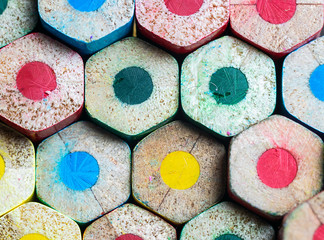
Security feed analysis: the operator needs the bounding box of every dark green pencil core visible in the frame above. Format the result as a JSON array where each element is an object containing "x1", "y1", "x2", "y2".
[
  {"x1": 0, "y1": 0, "x2": 8, "y2": 15},
  {"x1": 114, "y1": 66, "x2": 153, "y2": 105},
  {"x1": 209, "y1": 67, "x2": 248, "y2": 105},
  {"x1": 215, "y1": 234, "x2": 243, "y2": 240}
]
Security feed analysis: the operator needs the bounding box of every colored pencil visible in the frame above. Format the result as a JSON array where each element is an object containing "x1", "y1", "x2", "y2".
[
  {"x1": 132, "y1": 120, "x2": 226, "y2": 224},
  {"x1": 36, "y1": 121, "x2": 131, "y2": 224}
]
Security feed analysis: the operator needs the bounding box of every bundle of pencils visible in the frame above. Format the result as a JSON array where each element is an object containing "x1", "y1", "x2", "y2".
[{"x1": 0, "y1": 0, "x2": 323, "y2": 239}]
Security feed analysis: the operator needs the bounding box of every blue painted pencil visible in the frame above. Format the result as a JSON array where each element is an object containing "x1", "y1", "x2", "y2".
[
  {"x1": 282, "y1": 36, "x2": 324, "y2": 137},
  {"x1": 36, "y1": 121, "x2": 131, "y2": 224},
  {"x1": 38, "y1": 0, "x2": 134, "y2": 54}
]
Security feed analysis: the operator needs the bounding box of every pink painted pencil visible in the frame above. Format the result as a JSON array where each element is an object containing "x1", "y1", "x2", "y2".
[
  {"x1": 0, "y1": 33, "x2": 84, "y2": 142},
  {"x1": 230, "y1": 0, "x2": 324, "y2": 58},
  {"x1": 83, "y1": 204, "x2": 176, "y2": 240},
  {"x1": 280, "y1": 191, "x2": 324, "y2": 240},
  {"x1": 228, "y1": 115, "x2": 323, "y2": 220},
  {"x1": 136, "y1": 0, "x2": 229, "y2": 54}
]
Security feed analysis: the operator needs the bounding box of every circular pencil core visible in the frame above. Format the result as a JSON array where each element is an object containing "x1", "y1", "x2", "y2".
[
  {"x1": 215, "y1": 234, "x2": 243, "y2": 240},
  {"x1": 256, "y1": 0, "x2": 296, "y2": 24},
  {"x1": 68, "y1": 0, "x2": 106, "y2": 12},
  {"x1": 20, "y1": 233, "x2": 49, "y2": 240},
  {"x1": 309, "y1": 64, "x2": 324, "y2": 101},
  {"x1": 16, "y1": 61, "x2": 57, "y2": 101},
  {"x1": 257, "y1": 148, "x2": 297, "y2": 188},
  {"x1": 114, "y1": 66, "x2": 153, "y2": 105},
  {"x1": 115, "y1": 234, "x2": 144, "y2": 240},
  {"x1": 209, "y1": 67, "x2": 248, "y2": 105},
  {"x1": 313, "y1": 224, "x2": 324, "y2": 240},
  {"x1": 164, "y1": 0, "x2": 204, "y2": 16},
  {"x1": 0, "y1": 155, "x2": 5, "y2": 180},
  {"x1": 59, "y1": 152, "x2": 100, "y2": 191},
  {"x1": 0, "y1": 0, "x2": 8, "y2": 15},
  {"x1": 160, "y1": 151, "x2": 200, "y2": 190}
]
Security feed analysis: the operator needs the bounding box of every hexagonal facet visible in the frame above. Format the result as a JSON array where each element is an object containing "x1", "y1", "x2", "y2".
[
  {"x1": 39, "y1": 0, "x2": 134, "y2": 54},
  {"x1": 230, "y1": 0, "x2": 324, "y2": 58},
  {"x1": 283, "y1": 36, "x2": 324, "y2": 135},
  {"x1": 132, "y1": 121, "x2": 226, "y2": 224},
  {"x1": 36, "y1": 121, "x2": 131, "y2": 224},
  {"x1": 85, "y1": 37, "x2": 179, "y2": 141},
  {"x1": 84, "y1": 204, "x2": 177, "y2": 240},
  {"x1": 229, "y1": 115, "x2": 323, "y2": 219},
  {"x1": 136, "y1": 0, "x2": 229, "y2": 53},
  {"x1": 0, "y1": 33, "x2": 84, "y2": 142},
  {"x1": 181, "y1": 36, "x2": 276, "y2": 138},
  {"x1": 0, "y1": 202, "x2": 81, "y2": 239},
  {"x1": 280, "y1": 191, "x2": 324, "y2": 240},
  {"x1": 0, "y1": 0, "x2": 38, "y2": 48},
  {"x1": 181, "y1": 202, "x2": 275, "y2": 240},
  {"x1": 0, "y1": 123, "x2": 34, "y2": 217}
]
